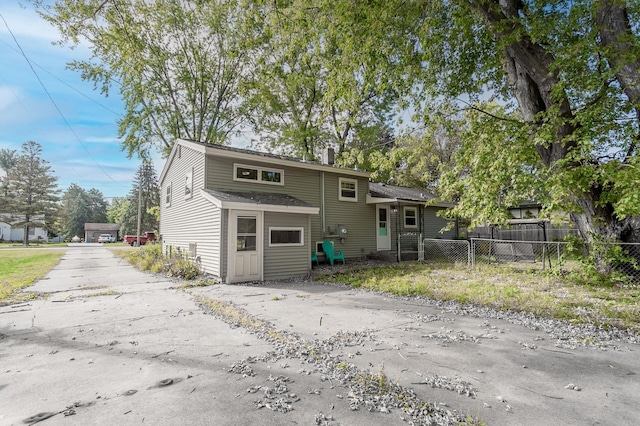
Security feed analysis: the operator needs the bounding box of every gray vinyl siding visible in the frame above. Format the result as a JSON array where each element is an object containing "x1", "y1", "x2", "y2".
[
  {"x1": 423, "y1": 207, "x2": 456, "y2": 239},
  {"x1": 321, "y1": 173, "x2": 376, "y2": 258},
  {"x1": 262, "y1": 212, "x2": 310, "y2": 280},
  {"x1": 205, "y1": 156, "x2": 375, "y2": 259},
  {"x1": 160, "y1": 144, "x2": 222, "y2": 277}
]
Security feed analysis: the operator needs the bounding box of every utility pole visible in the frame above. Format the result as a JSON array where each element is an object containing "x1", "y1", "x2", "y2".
[{"x1": 136, "y1": 174, "x2": 142, "y2": 247}]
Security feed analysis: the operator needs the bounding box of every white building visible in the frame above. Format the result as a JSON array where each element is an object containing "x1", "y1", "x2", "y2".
[{"x1": 0, "y1": 214, "x2": 49, "y2": 242}]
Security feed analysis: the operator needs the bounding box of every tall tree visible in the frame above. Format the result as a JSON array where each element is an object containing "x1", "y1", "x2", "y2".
[
  {"x1": 243, "y1": 1, "x2": 399, "y2": 159},
  {"x1": 59, "y1": 184, "x2": 109, "y2": 240},
  {"x1": 38, "y1": 0, "x2": 253, "y2": 156},
  {"x1": 120, "y1": 161, "x2": 159, "y2": 236},
  {"x1": 262, "y1": 0, "x2": 640, "y2": 273},
  {"x1": 106, "y1": 197, "x2": 129, "y2": 228},
  {"x1": 2, "y1": 141, "x2": 59, "y2": 246},
  {"x1": 0, "y1": 148, "x2": 18, "y2": 212}
]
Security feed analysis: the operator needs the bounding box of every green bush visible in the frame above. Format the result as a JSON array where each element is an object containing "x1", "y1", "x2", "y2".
[{"x1": 127, "y1": 244, "x2": 201, "y2": 280}]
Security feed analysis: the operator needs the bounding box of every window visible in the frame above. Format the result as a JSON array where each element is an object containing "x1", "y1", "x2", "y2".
[
  {"x1": 166, "y1": 182, "x2": 172, "y2": 206},
  {"x1": 185, "y1": 169, "x2": 193, "y2": 199},
  {"x1": 404, "y1": 206, "x2": 418, "y2": 228},
  {"x1": 338, "y1": 177, "x2": 358, "y2": 202},
  {"x1": 234, "y1": 164, "x2": 284, "y2": 185},
  {"x1": 269, "y1": 227, "x2": 304, "y2": 247},
  {"x1": 236, "y1": 216, "x2": 257, "y2": 251}
]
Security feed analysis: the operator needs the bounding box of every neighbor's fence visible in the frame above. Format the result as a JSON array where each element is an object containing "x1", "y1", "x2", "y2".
[
  {"x1": 470, "y1": 238, "x2": 568, "y2": 271},
  {"x1": 402, "y1": 236, "x2": 640, "y2": 283}
]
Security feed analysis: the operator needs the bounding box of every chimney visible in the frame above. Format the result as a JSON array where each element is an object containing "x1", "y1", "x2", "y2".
[{"x1": 322, "y1": 147, "x2": 335, "y2": 165}]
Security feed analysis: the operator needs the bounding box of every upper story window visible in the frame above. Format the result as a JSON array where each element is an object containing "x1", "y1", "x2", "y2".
[
  {"x1": 338, "y1": 177, "x2": 358, "y2": 202},
  {"x1": 234, "y1": 163, "x2": 284, "y2": 186},
  {"x1": 165, "y1": 182, "x2": 172, "y2": 206},
  {"x1": 404, "y1": 206, "x2": 418, "y2": 228},
  {"x1": 185, "y1": 169, "x2": 193, "y2": 199}
]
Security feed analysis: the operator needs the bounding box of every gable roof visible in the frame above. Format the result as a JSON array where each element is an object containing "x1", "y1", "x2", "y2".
[
  {"x1": 367, "y1": 182, "x2": 454, "y2": 208},
  {"x1": 159, "y1": 138, "x2": 369, "y2": 185},
  {"x1": 200, "y1": 188, "x2": 319, "y2": 215}
]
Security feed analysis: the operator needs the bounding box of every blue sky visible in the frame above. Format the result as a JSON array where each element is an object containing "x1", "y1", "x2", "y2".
[{"x1": 0, "y1": 1, "x2": 160, "y2": 200}]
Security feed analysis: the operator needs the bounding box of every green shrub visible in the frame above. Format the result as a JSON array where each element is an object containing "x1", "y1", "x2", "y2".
[{"x1": 127, "y1": 244, "x2": 201, "y2": 280}]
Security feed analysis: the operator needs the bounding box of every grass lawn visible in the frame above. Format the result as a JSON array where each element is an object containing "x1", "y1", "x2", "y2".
[
  {"x1": 0, "y1": 249, "x2": 65, "y2": 304},
  {"x1": 315, "y1": 262, "x2": 640, "y2": 333}
]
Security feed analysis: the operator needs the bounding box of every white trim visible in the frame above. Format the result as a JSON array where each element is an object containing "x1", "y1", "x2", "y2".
[
  {"x1": 376, "y1": 205, "x2": 391, "y2": 250},
  {"x1": 268, "y1": 227, "x2": 304, "y2": 247},
  {"x1": 404, "y1": 206, "x2": 418, "y2": 229},
  {"x1": 184, "y1": 168, "x2": 193, "y2": 199},
  {"x1": 233, "y1": 163, "x2": 284, "y2": 186},
  {"x1": 188, "y1": 138, "x2": 369, "y2": 177},
  {"x1": 227, "y1": 210, "x2": 263, "y2": 283},
  {"x1": 338, "y1": 177, "x2": 358, "y2": 202},
  {"x1": 165, "y1": 182, "x2": 172, "y2": 207},
  {"x1": 199, "y1": 189, "x2": 319, "y2": 214}
]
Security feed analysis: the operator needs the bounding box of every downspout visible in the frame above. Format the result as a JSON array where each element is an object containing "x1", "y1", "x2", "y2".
[{"x1": 321, "y1": 172, "x2": 326, "y2": 237}]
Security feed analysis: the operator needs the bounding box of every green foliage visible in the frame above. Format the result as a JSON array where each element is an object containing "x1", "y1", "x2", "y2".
[
  {"x1": 120, "y1": 161, "x2": 160, "y2": 236},
  {"x1": 125, "y1": 243, "x2": 201, "y2": 280},
  {"x1": 0, "y1": 141, "x2": 60, "y2": 245},
  {"x1": 38, "y1": 0, "x2": 252, "y2": 156},
  {"x1": 59, "y1": 183, "x2": 109, "y2": 240}
]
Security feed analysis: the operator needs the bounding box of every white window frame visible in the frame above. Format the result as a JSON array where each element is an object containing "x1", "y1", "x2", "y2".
[
  {"x1": 185, "y1": 168, "x2": 193, "y2": 199},
  {"x1": 165, "y1": 182, "x2": 172, "y2": 206},
  {"x1": 268, "y1": 227, "x2": 304, "y2": 247},
  {"x1": 338, "y1": 177, "x2": 358, "y2": 202},
  {"x1": 404, "y1": 206, "x2": 418, "y2": 228},
  {"x1": 233, "y1": 163, "x2": 284, "y2": 186}
]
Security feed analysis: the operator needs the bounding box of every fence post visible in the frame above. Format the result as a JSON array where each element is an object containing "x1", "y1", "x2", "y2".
[{"x1": 418, "y1": 233, "x2": 424, "y2": 261}]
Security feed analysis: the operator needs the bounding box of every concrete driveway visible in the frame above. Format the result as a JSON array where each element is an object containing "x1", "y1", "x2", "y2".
[{"x1": 1, "y1": 246, "x2": 639, "y2": 425}]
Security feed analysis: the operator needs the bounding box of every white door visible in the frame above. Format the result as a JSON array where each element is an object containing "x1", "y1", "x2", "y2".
[
  {"x1": 376, "y1": 205, "x2": 391, "y2": 250},
  {"x1": 228, "y1": 210, "x2": 262, "y2": 283}
]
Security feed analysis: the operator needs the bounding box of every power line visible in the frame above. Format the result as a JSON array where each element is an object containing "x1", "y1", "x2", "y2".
[
  {"x1": 0, "y1": 38, "x2": 123, "y2": 118},
  {"x1": 0, "y1": 13, "x2": 126, "y2": 187}
]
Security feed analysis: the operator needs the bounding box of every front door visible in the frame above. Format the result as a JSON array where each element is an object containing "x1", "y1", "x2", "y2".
[
  {"x1": 228, "y1": 210, "x2": 262, "y2": 283},
  {"x1": 376, "y1": 205, "x2": 391, "y2": 251}
]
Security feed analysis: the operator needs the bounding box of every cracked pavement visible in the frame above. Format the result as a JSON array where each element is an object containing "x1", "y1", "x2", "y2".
[{"x1": 1, "y1": 245, "x2": 639, "y2": 425}]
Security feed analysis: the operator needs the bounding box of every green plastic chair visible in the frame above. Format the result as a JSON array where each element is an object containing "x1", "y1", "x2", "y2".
[
  {"x1": 311, "y1": 250, "x2": 319, "y2": 266},
  {"x1": 321, "y1": 240, "x2": 345, "y2": 265}
]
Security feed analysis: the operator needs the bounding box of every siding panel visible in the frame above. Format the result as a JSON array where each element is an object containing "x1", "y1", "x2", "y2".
[
  {"x1": 160, "y1": 144, "x2": 222, "y2": 277},
  {"x1": 262, "y1": 212, "x2": 310, "y2": 280}
]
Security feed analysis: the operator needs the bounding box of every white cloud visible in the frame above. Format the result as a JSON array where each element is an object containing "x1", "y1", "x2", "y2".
[
  {"x1": 0, "y1": 85, "x2": 21, "y2": 111},
  {"x1": 0, "y1": 4, "x2": 61, "y2": 42}
]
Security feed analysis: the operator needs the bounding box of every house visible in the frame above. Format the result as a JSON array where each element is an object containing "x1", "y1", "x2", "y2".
[
  {"x1": 159, "y1": 139, "x2": 455, "y2": 283},
  {"x1": 0, "y1": 214, "x2": 49, "y2": 242},
  {"x1": 84, "y1": 223, "x2": 121, "y2": 243},
  {"x1": 367, "y1": 182, "x2": 458, "y2": 260}
]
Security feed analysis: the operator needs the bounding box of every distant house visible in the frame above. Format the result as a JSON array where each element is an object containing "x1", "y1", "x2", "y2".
[
  {"x1": 159, "y1": 139, "x2": 456, "y2": 283},
  {"x1": 84, "y1": 223, "x2": 121, "y2": 243},
  {"x1": 0, "y1": 214, "x2": 48, "y2": 242}
]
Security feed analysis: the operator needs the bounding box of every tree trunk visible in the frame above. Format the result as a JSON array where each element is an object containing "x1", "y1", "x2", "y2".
[{"x1": 472, "y1": 0, "x2": 639, "y2": 273}]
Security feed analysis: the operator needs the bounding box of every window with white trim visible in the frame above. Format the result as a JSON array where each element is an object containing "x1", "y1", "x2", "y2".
[
  {"x1": 185, "y1": 168, "x2": 193, "y2": 199},
  {"x1": 269, "y1": 227, "x2": 304, "y2": 246},
  {"x1": 404, "y1": 206, "x2": 418, "y2": 228},
  {"x1": 165, "y1": 182, "x2": 172, "y2": 206},
  {"x1": 338, "y1": 177, "x2": 358, "y2": 202},
  {"x1": 234, "y1": 163, "x2": 284, "y2": 185}
]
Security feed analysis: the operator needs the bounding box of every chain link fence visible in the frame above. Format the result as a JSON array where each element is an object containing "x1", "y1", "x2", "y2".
[
  {"x1": 470, "y1": 238, "x2": 568, "y2": 270},
  {"x1": 400, "y1": 236, "x2": 640, "y2": 284},
  {"x1": 423, "y1": 238, "x2": 470, "y2": 266},
  {"x1": 398, "y1": 233, "x2": 422, "y2": 261}
]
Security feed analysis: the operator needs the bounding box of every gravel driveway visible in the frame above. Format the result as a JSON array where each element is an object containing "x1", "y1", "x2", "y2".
[{"x1": 1, "y1": 246, "x2": 639, "y2": 425}]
